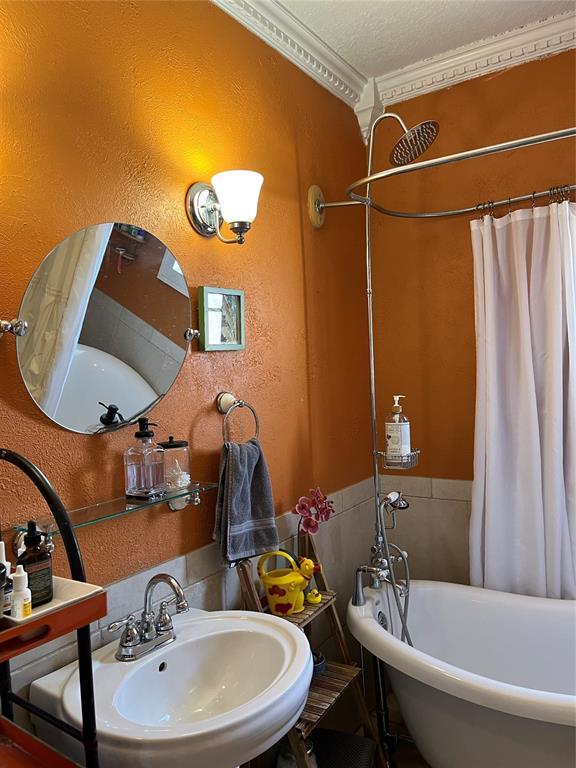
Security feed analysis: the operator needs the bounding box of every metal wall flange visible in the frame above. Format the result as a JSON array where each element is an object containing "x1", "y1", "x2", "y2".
[
  {"x1": 216, "y1": 391, "x2": 237, "y2": 414},
  {"x1": 185, "y1": 182, "x2": 222, "y2": 238},
  {"x1": 1, "y1": 318, "x2": 28, "y2": 338},
  {"x1": 307, "y1": 185, "x2": 326, "y2": 229}
]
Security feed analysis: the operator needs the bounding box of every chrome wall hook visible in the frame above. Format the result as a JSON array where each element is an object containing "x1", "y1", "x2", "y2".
[{"x1": 0, "y1": 318, "x2": 28, "y2": 339}]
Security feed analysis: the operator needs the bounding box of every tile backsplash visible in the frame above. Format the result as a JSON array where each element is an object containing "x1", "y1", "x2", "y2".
[{"x1": 10, "y1": 474, "x2": 471, "y2": 706}]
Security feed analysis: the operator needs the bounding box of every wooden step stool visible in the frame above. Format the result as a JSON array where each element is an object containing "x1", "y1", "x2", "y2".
[{"x1": 236, "y1": 535, "x2": 385, "y2": 768}]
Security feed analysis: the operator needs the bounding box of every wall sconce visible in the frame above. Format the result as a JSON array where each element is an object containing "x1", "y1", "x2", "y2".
[{"x1": 185, "y1": 170, "x2": 263, "y2": 245}]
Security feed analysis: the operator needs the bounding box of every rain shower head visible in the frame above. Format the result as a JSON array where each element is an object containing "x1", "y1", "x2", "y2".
[{"x1": 389, "y1": 120, "x2": 439, "y2": 167}]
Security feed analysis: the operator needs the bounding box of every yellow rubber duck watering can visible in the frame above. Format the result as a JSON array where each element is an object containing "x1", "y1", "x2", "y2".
[{"x1": 257, "y1": 551, "x2": 318, "y2": 616}]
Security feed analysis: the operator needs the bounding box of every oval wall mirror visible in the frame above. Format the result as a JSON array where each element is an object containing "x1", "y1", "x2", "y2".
[{"x1": 17, "y1": 223, "x2": 191, "y2": 434}]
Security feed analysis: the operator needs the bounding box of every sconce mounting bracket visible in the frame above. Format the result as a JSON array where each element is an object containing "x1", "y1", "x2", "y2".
[{"x1": 185, "y1": 182, "x2": 222, "y2": 238}]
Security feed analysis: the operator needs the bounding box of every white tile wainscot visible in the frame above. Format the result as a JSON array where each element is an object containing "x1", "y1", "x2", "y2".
[{"x1": 11, "y1": 475, "x2": 471, "y2": 709}]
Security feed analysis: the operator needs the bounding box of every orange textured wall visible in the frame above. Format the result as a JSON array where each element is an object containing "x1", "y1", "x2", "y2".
[
  {"x1": 0, "y1": 1, "x2": 370, "y2": 584},
  {"x1": 372, "y1": 51, "x2": 576, "y2": 480}
]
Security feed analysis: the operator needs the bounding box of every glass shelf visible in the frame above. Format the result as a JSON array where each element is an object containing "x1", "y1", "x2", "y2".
[{"x1": 13, "y1": 482, "x2": 218, "y2": 535}]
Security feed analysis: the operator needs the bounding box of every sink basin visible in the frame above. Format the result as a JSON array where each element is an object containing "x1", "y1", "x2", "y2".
[{"x1": 30, "y1": 610, "x2": 313, "y2": 768}]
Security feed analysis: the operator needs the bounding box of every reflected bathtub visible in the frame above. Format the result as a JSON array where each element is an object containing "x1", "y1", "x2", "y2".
[
  {"x1": 348, "y1": 581, "x2": 576, "y2": 768},
  {"x1": 53, "y1": 344, "x2": 158, "y2": 432}
]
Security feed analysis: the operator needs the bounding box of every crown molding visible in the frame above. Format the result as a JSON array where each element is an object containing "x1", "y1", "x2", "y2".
[
  {"x1": 210, "y1": 0, "x2": 366, "y2": 107},
  {"x1": 375, "y1": 12, "x2": 576, "y2": 108},
  {"x1": 210, "y1": 2, "x2": 574, "y2": 142}
]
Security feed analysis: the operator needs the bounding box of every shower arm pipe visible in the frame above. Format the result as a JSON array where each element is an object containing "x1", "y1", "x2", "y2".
[
  {"x1": 364, "y1": 113, "x2": 408, "y2": 542},
  {"x1": 363, "y1": 116, "x2": 416, "y2": 645},
  {"x1": 347, "y1": 126, "x2": 576, "y2": 214},
  {"x1": 315, "y1": 112, "x2": 411, "y2": 218}
]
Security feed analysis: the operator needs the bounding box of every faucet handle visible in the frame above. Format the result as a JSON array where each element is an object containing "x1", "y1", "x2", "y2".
[
  {"x1": 155, "y1": 601, "x2": 174, "y2": 633},
  {"x1": 107, "y1": 615, "x2": 141, "y2": 647}
]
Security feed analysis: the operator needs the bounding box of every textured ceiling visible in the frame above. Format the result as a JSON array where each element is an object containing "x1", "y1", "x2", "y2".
[{"x1": 278, "y1": 0, "x2": 575, "y2": 77}]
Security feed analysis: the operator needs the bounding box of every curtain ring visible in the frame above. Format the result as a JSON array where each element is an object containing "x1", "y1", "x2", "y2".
[
  {"x1": 488, "y1": 201, "x2": 495, "y2": 218},
  {"x1": 507, "y1": 198, "x2": 512, "y2": 217},
  {"x1": 476, "y1": 201, "x2": 488, "y2": 219},
  {"x1": 531, "y1": 191, "x2": 537, "y2": 208}
]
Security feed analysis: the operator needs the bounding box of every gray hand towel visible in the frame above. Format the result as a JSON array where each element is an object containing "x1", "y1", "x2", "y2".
[{"x1": 213, "y1": 438, "x2": 279, "y2": 564}]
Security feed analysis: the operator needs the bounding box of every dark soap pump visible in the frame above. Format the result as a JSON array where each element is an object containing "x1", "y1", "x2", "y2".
[{"x1": 17, "y1": 520, "x2": 53, "y2": 608}]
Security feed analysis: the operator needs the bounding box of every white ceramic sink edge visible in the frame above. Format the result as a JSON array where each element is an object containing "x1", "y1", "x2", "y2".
[{"x1": 30, "y1": 609, "x2": 313, "y2": 768}]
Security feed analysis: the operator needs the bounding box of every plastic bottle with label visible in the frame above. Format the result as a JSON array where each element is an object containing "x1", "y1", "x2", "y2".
[
  {"x1": 0, "y1": 540, "x2": 12, "y2": 615},
  {"x1": 385, "y1": 394, "x2": 411, "y2": 458},
  {"x1": 11, "y1": 565, "x2": 32, "y2": 619},
  {"x1": 17, "y1": 520, "x2": 53, "y2": 608}
]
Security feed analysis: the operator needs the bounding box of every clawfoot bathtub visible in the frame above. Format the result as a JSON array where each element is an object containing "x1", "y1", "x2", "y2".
[{"x1": 348, "y1": 581, "x2": 575, "y2": 768}]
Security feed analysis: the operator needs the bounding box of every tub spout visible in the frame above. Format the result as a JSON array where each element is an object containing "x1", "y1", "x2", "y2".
[{"x1": 352, "y1": 565, "x2": 389, "y2": 606}]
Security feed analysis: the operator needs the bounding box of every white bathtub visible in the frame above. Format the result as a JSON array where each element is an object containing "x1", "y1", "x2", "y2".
[
  {"x1": 348, "y1": 581, "x2": 576, "y2": 768},
  {"x1": 53, "y1": 344, "x2": 158, "y2": 432}
]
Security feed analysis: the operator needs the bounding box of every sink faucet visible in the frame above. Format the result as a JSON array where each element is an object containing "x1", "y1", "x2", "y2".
[{"x1": 108, "y1": 573, "x2": 189, "y2": 661}]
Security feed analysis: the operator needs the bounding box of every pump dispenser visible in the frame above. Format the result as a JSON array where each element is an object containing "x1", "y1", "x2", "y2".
[
  {"x1": 16, "y1": 521, "x2": 53, "y2": 608},
  {"x1": 124, "y1": 417, "x2": 166, "y2": 499},
  {"x1": 385, "y1": 394, "x2": 411, "y2": 458}
]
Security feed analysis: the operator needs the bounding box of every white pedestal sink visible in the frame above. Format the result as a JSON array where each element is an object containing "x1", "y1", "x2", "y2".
[{"x1": 30, "y1": 610, "x2": 313, "y2": 768}]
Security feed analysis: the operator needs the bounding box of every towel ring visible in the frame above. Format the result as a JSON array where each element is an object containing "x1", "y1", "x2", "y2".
[{"x1": 216, "y1": 391, "x2": 260, "y2": 442}]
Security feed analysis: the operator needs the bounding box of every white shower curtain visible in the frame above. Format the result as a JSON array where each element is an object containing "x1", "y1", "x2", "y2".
[
  {"x1": 18, "y1": 222, "x2": 113, "y2": 417},
  {"x1": 470, "y1": 201, "x2": 576, "y2": 599}
]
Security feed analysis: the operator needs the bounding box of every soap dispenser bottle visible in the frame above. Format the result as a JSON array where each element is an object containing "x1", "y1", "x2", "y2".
[
  {"x1": 0, "y1": 540, "x2": 12, "y2": 615},
  {"x1": 16, "y1": 520, "x2": 53, "y2": 608},
  {"x1": 385, "y1": 394, "x2": 411, "y2": 458},
  {"x1": 124, "y1": 418, "x2": 166, "y2": 499}
]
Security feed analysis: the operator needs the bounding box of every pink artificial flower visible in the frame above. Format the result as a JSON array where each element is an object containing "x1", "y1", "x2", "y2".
[
  {"x1": 293, "y1": 496, "x2": 312, "y2": 517},
  {"x1": 301, "y1": 515, "x2": 319, "y2": 534},
  {"x1": 316, "y1": 499, "x2": 333, "y2": 523},
  {"x1": 293, "y1": 487, "x2": 331, "y2": 534},
  {"x1": 310, "y1": 487, "x2": 327, "y2": 506}
]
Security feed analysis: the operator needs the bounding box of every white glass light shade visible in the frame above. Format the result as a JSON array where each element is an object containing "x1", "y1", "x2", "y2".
[{"x1": 211, "y1": 170, "x2": 263, "y2": 224}]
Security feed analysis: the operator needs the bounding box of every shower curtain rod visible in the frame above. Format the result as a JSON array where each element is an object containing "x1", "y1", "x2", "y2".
[{"x1": 320, "y1": 127, "x2": 576, "y2": 219}]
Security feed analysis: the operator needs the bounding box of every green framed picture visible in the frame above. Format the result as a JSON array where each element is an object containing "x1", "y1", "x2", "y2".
[{"x1": 198, "y1": 286, "x2": 245, "y2": 351}]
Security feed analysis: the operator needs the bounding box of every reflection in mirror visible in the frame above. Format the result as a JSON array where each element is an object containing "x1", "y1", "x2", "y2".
[
  {"x1": 17, "y1": 223, "x2": 190, "y2": 434},
  {"x1": 199, "y1": 287, "x2": 245, "y2": 351},
  {"x1": 207, "y1": 293, "x2": 241, "y2": 345}
]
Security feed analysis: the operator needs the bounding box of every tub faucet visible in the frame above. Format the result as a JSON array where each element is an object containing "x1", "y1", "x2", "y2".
[
  {"x1": 352, "y1": 565, "x2": 390, "y2": 607},
  {"x1": 108, "y1": 572, "x2": 189, "y2": 661}
]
